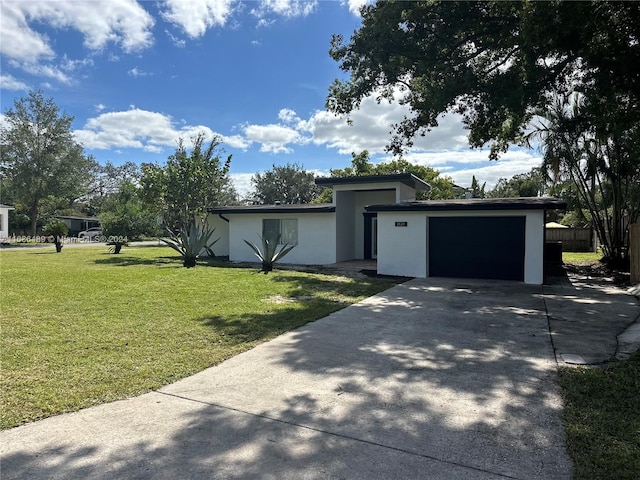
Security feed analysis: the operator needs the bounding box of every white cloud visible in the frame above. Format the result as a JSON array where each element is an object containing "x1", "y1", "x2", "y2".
[
  {"x1": 402, "y1": 149, "x2": 543, "y2": 189},
  {"x1": 161, "y1": 0, "x2": 235, "y2": 38},
  {"x1": 343, "y1": 0, "x2": 371, "y2": 15},
  {"x1": 229, "y1": 172, "x2": 254, "y2": 197},
  {"x1": 0, "y1": 2, "x2": 54, "y2": 63},
  {"x1": 251, "y1": 0, "x2": 317, "y2": 25},
  {"x1": 74, "y1": 108, "x2": 244, "y2": 153},
  {"x1": 165, "y1": 29, "x2": 187, "y2": 48},
  {"x1": 0, "y1": 0, "x2": 154, "y2": 63},
  {"x1": 243, "y1": 123, "x2": 304, "y2": 153},
  {"x1": 95, "y1": 104, "x2": 106, "y2": 112},
  {"x1": 0, "y1": 74, "x2": 29, "y2": 91},
  {"x1": 300, "y1": 92, "x2": 469, "y2": 155},
  {"x1": 9, "y1": 60, "x2": 73, "y2": 84},
  {"x1": 0, "y1": 0, "x2": 154, "y2": 85},
  {"x1": 128, "y1": 67, "x2": 151, "y2": 77}
]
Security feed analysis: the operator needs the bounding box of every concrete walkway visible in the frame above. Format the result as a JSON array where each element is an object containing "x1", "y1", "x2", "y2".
[{"x1": 2, "y1": 277, "x2": 586, "y2": 480}]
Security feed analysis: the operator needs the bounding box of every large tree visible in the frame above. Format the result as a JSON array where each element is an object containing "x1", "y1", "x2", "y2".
[
  {"x1": 0, "y1": 90, "x2": 97, "y2": 235},
  {"x1": 328, "y1": 1, "x2": 640, "y2": 264},
  {"x1": 250, "y1": 162, "x2": 321, "y2": 205},
  {"x1": 140, "y1": 132, "x2": 235, "y2": 230},
  {"x1": 488, "y1": 168, "x2": 547, "y2": 198},
  {"x1": 526, "y1": 95, "x2": 640, "y2": 265},
  {"x1": 328, "y1": 1, "x2": 640, "y2": 156}
]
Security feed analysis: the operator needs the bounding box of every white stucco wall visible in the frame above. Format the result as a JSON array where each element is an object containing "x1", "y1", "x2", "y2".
[
  {"x1": 0, "y1": 207, "x2": 12, "y2": 239},
  {"x1": 227, "y1": 213, "x2": 336, "y2": 265},
  {"x1": 398, "y1": 183, "x2": 417, "y2": 202},
  {"x1": 376, "y1": 209, "x2": 546, "y2": 284},
  {"x1": 205, "y1": 213, "x2": 230, "y2": 257}
]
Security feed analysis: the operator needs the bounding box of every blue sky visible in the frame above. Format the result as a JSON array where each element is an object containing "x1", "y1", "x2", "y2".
[{"x1": 0, "y1": 0, "x2": 543, "y2": 196}]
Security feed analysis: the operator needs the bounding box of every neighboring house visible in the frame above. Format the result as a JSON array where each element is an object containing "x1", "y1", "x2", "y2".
[
  {"x1": 55, "y1": 216, "x2": 100, "y2": 237},
  {"x1": 0, "y1": 204, "x2": 15, "y2": 238},
  {"x1": 207, "y1": 174, "x2": 566, "y2": 285}
]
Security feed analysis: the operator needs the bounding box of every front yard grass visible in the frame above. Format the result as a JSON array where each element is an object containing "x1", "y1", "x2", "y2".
[
  {"x1": 562, "y1": 251, "x2": 602, "y2": 265},
  {"x1": 0, "y1": 246, "x2": 399, "y2": 430},
  {"x1": 558, "y1": 353, "x2": 640, "y2": 480}
]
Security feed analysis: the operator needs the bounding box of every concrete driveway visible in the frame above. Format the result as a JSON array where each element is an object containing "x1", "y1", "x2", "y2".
[{"x1": 1, "y1": 278, "x2": 572, "y2": 479}]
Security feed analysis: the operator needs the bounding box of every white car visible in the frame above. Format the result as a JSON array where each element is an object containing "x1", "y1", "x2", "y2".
[{"x1": 78, "y1": 227, "x2": 103, "y2": 240}]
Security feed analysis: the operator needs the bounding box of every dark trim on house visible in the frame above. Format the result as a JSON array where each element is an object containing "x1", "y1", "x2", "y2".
[
  {"x1": 366, "y1": 197, "x2": 567, "y2": 212},
  {"x1": 315, "y1": 173, "x2": 431, "y2": 191},
  {"x1": 363, "y1": 212, "x2": 376, "y2": 260},
  {"x1": 218, "y1": 214, "x2": 230, "y2": 223},
  {"x1": 207, "y1": 204, "x2": 335, "y2": 214}
]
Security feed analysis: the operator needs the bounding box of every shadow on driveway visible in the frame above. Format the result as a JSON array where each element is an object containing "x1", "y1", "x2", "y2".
[{"x1": 1, "y1": 278, "x2": 574, "y2": 479}]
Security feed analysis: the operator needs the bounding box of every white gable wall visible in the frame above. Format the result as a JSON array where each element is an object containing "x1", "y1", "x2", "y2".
[
  {"x1": 376, "y1": 209, "x2": 546, "y2": 284},
  {"x1": 0, "y1": 206, "x2": 12, "y2": 238},
  {"x1": 226, "y1": 212, "x2": 336, "y2": 265},
  {"x1": 206, "y1": 213, "x2": 230, "y2": 257}
]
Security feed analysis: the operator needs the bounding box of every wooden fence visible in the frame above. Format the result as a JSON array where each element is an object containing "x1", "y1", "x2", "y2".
[
  {"x1": 631, "y1": 224, "x2": 639, "y2": 284},
  {"x1": 545, "y1": 227, "x2": 594, "y2": 252}
]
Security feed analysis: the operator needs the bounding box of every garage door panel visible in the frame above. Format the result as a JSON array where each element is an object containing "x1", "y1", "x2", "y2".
[{"x1": 429, "y1": 216, "x2": 525, "y2": 281}]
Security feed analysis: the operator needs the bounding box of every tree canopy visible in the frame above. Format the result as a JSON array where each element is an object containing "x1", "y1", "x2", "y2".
[
  {"x1": 140, "y1": 133, "x2": 235, "y2": 230},
  {"x1": 250, "y1": 162, "x2": 321, "y2": 204},
  {"x1": 487, "y1": 168, "x2": 546, "y2": 198},
  {"x1": 0, "y1": 90, "x2": 96, "y2": 235},
  {"x1": 328, "y1": 1, "x2": 640, "y2": 157},
  {"x1": 329, "y1": 1, "x2": 640, "y2": 265},
  {"x1": 315, "y1": 150, "x2": 459, "y2": 202}
]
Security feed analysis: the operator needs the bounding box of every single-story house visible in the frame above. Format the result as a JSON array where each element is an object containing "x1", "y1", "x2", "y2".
[
  {"x1": 55, "y1": 216, "x2": 100, "y2": 237},
  {"x1": 0, "y1": 204, "x2": 15, "y2": 238},
  {"x1": 207, "y1": 174, "x2": 566, "y2": 285}
]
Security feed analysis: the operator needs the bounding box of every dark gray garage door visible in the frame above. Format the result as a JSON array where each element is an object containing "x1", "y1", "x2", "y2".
[{"x1": 429, "y1": 216, "x2": 525, "y2": 281}]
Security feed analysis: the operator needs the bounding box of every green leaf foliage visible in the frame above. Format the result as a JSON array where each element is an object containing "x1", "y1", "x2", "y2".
[
  {"x1": 328, "y1": 1, "x2": 640, "y2": 265},
  {"x1": 314, "y1": 150, "x2": 459, "y2": 201},
  {"x1": 243, "y1": 235, "x2": 296, "y2": 272},
  {"x1": 160, "y1": 218, "x2": 220, "y2": 268},
  {"x1": 99, "y1": 181, "x2": 159, "y2": 246},
  {"x1": 250, "y1": 162, "x2": 322, "y2": 205},
  {"x1": 0, "y1": 90, "x2": 97, "y2": 235},
  {"x1": 140, "y1": 132, "x2": 236, "y2": 231}
]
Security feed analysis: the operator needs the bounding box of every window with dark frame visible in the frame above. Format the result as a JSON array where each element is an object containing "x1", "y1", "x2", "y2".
[{"x1": 262, "y1": 218, "x2": 298, "y2": 245}]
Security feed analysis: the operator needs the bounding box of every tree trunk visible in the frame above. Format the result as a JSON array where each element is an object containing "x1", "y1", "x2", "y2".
[
  {"x1": 113, "y1": 244, "x2": 122, "y2": 254},
  {"x1": 55, "y1": 241, "x2": 63, "y2": 253},
  {"x1": 183, "y1": 256, "x2": 196, "y2": 268}
]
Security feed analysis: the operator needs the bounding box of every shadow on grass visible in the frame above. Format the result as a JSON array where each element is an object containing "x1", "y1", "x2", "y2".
[
  {"x1": 198, "y1": 304, "x2": 341, "y2": 347},
  {"x1": 0, "y1": 278, "x2": 574, "y2": 479},
  {"x1": 268, "y1": 273, "x2": 402, "y2": 300},
  {"x1": 93, "y1": 255, "x2": 181, "y2": 267}
]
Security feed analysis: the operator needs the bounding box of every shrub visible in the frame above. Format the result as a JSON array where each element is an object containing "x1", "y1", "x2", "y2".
[{"x1": 42, "y1": 220, "x2": 68, "y2": 253}]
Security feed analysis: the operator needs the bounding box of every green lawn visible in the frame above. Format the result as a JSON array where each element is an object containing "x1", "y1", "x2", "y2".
[
  {"x1": 562, "y1": 251, "x2": 602, "y2": 265},
  {"x1": 558, "y1": 353, "x2": 640, "y2": 480},
  {"x1": 0, "y1": 246, "x2": 399, "y2": 429}
]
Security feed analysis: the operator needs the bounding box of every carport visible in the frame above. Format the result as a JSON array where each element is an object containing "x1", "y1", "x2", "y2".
[{"x1": 367, "y1": 197, "x2": 566, "y2": 285}]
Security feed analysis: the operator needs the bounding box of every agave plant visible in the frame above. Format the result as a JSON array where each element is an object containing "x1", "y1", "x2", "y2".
[
  {"x1": 243, "y1": 234, "x2": 295, "y2": 273},
  {"x1": 161, "y1": 219, "x2": 219, "y2": 268}
]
